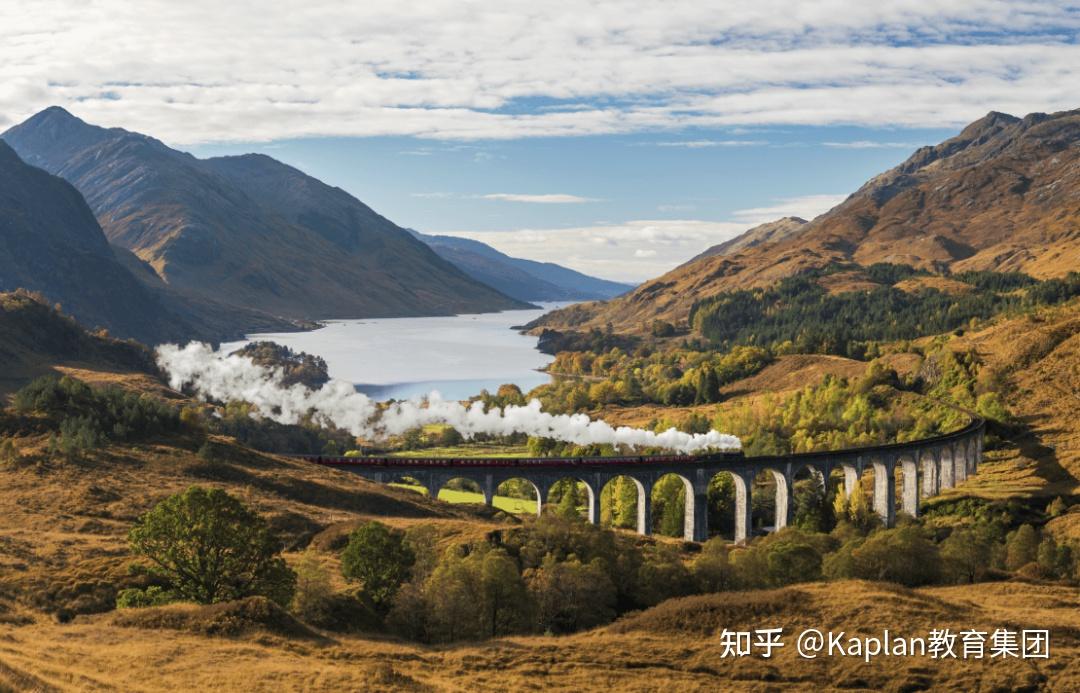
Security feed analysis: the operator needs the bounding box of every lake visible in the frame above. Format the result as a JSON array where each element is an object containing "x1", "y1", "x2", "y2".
[{"x1": 218, "y1": 303, "x2": 566, "y2": 401}]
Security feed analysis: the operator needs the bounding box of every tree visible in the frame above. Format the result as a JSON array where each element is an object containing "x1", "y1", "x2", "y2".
[
  {"x1": 764, "y1": 540, "x2": 822, "y2": 586},
  {"x1": 479, "y1": 549, "x2": 530, "y2": 637},
  {"x1": 635, "y1": 545, "x2": 695, "y2": 606},
  {"x1": 693, "y1": 538, "x2": 738, "y2": 592},
  {"x1": 424, "y1": 550, "x2": 480, "y2": 641},
  {"x1": 941, "y1": 526, "x2": 993, "y2": 583},
  {"x1": 527, "y1": 554, "x2": 616, "y2": 633},
  {"x1": 291, "y1": 550, "x2": 336, "y2": 625},
  {"x1": 1005, "y1": 524, "x2": 1040, "y2": 571},
  {"x1": 128, "y1": 486, "x2": 295, "y2": 605},
  {"x1": 848, "y1": 526, "x2": 940, "y2": 586},
  {"x1": 341, "y1": 521, "x2": 415, "y2": 612}
]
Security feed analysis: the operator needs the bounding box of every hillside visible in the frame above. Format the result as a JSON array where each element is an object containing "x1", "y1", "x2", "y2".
[
  {"x1": 684, "y1": 216, "x2": 807, "y2": 265},
  {"x1": 0, "y1": 291, "x2": 160, "y2": 395},
  {"x1": 2, "y1": 108, "x2": 525, "y2": 320},
  {"x1": 411, "y1": 230, "x2": 634, "y2": 302},
  {"x1": 0, "y1": 579, "x2": 1073, "y2": 691},
  {"x1": 535, "y1": 108, "x2": 1080, "y2": 334}
]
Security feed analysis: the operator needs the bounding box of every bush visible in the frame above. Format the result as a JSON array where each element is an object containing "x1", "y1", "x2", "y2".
[
  {"x1": 116, "y1": 586, "x2": 180, "y2": 609},
  {"x1": 845, "y1": 526, "x2": 940, "y2": 586},
  {"x1": 128, "y1": 486, "x2": 296, "y2": 606}
]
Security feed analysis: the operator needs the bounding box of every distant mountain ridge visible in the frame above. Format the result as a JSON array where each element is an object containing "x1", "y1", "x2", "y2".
[
  {"x1": 532, "y1": 107, "x2": 1080, "y2": 335},
  {"x1": 2, "y1": 107, "x2": 526, "y2": 321},
  {"x1": 409, "y1": 230, "x2": 634, "y2": 302},
  {"x1": 0, "y1": 140, "x2": 300, "y2": 344},
  {"x1": 684, "y1": 216, "x2": 807, "y2": 266}
]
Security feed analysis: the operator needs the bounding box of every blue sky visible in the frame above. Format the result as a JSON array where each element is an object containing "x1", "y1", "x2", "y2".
[{"x1": 3, "y1": 1, "x2": 1078, "y2": 280}]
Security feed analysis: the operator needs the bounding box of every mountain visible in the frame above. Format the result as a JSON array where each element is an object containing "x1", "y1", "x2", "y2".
[
  {"x1": 409, "y1": 230, "x2": 634, "y2": 302},
  {"x1": 0, "y1": 139, "x2": 303, "y2": 345},
  {"x1": 2, "y1": 107, "x2": 526, "y2": 320},
  {"x1": 684, "y1": 216, "x2": 807, "y2": 265},
  {"x1": 0, "y1": 140, "x2": 189, "y2": 344},
  {"x1": 532, "y1": 108, "x2": 1080, "y2": 334}
]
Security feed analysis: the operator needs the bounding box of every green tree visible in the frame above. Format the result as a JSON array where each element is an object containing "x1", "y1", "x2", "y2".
[
  {"x1": 940, "y1": 526, "x2": 993, "y2": 584},
  {"x1": 527, "y1": 554, "x2": 616, "y2": 633},
  {"x1": 693, "y1": 538, "x2": 738, "y2": 592},
  {"x1": 479, "y1": 548, "x2": 530, "y2": 637},
  {"x1": 635, "y1": 545, "x2": 695, "y2": 606},
  {"x1": 1005, "y1": 524, "x2": 1040, "y2": 571},
  {"x1": 343, "y1": 518, "x2": 414, "y2": 608},
  {"x1": 848, "y1": 526, "x2": 940, "y2": 586},
  {"x1": 424, "y1": 550, "x2": 481, "y2": 641},
  {"x1": 341, "y1": 522, "x2": 415, "y2": 612},
  {"x1": 764, "y1": 540, "x2": 823, "y2": 585},
  {"x1": 128, "y1": 486, "x2": 295, "y2": 605}
]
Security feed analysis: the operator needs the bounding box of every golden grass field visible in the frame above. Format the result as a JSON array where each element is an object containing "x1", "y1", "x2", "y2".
[{"x1": 0, "y1": 580, "x2": 1075, "y2": 691}]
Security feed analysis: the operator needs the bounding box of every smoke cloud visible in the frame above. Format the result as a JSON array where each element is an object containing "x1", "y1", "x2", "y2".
[{"x1": 157, "y1": 343, "x2": 741, "y2": 453}]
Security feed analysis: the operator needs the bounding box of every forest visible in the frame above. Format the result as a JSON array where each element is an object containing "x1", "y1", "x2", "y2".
[{"x1": 689, "y1": 264, "x2": 1080, "y2": 357}]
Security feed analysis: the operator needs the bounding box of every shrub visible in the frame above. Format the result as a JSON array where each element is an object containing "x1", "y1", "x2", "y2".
[
  {"x1": 0, "y1": 438, "x2": 20, "y2": 467},
  {"x1": 845, "y1": 526, "x2": 940, "y2": 586},
  {"x1": 116, "y1": 586, "x2": 180, "y2": 609},
  {"x1": 128, "y1": 486, "x2": 296, "y2": 606}
]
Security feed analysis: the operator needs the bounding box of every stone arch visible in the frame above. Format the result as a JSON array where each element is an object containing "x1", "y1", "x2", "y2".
[
  {"x1": 650, "y1": 473, "x2": 695, "y2": 540},
  {"x1": 749, "y1": 468, "x2": 791, "y2": 533},
  {"x1": 599, "y1": 475, "x2": 648, "y2": 534},
  {"x1": 706, "y1": 470, "x2": 742, "y2": 541},
  {"x1": 383, "y1": 472, "x2": 433, "y2": 497},
  {"x1": 788, "y1": 463, "x2": 828, "y2": 532},
  {"x1": 435, "y1": 475, "x2": 485, "y2": 504},
  {"x1": 495, "y1": 477, "x2": 542, "y2": 516},
  {"x1": 545, "y1": 477, "x2": 598, "y2": 522}
]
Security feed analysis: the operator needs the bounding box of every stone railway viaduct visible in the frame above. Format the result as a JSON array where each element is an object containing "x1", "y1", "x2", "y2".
[{"x1": 309, "y1": 417, "x2": 985, "y2": 543}]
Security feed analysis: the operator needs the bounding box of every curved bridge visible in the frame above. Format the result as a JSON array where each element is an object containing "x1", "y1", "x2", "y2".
[{"x1": 306, "y1": 418, "x2": 985, "y2": 543}]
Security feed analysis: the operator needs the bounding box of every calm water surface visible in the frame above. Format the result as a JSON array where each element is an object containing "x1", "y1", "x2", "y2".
[{"x1": 219, "y1": 304, "x2": 566, "y2": 401}]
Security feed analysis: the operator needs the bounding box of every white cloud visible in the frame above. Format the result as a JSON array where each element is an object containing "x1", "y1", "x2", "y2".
[
  {"x1": 437, "y1": 219, "x2": 750, "y2": 281},
  {"x1": 652, "y1": 139, "x2": 767, "y2": 148},
  {"x1": 823, "y1": 140, "x2": 922, "y2": 149},
  {"x1": 1, "y1": 2, "x2": 1078, "y2": 143},
  {"x1": 481, "y1": 193, "x2": 599, "y2": 204},
  {"x1": 732, "y1": 193, "x2": 849, "y2": 224}
]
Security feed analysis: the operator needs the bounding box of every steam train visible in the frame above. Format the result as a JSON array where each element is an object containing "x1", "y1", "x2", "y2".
[{"x1": 302, "y1": 451, "x2": 744, "y2": 468}]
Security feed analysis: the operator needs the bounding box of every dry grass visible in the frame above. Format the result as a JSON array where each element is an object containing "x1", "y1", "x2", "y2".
[{"x1": 0, "y1": 580, "x2": 1075, "y2": 692}]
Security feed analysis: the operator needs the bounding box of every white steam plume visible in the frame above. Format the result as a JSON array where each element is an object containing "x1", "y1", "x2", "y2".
[{"x1": 157, "y1": 343, "x2": 741, "y2": 453}]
